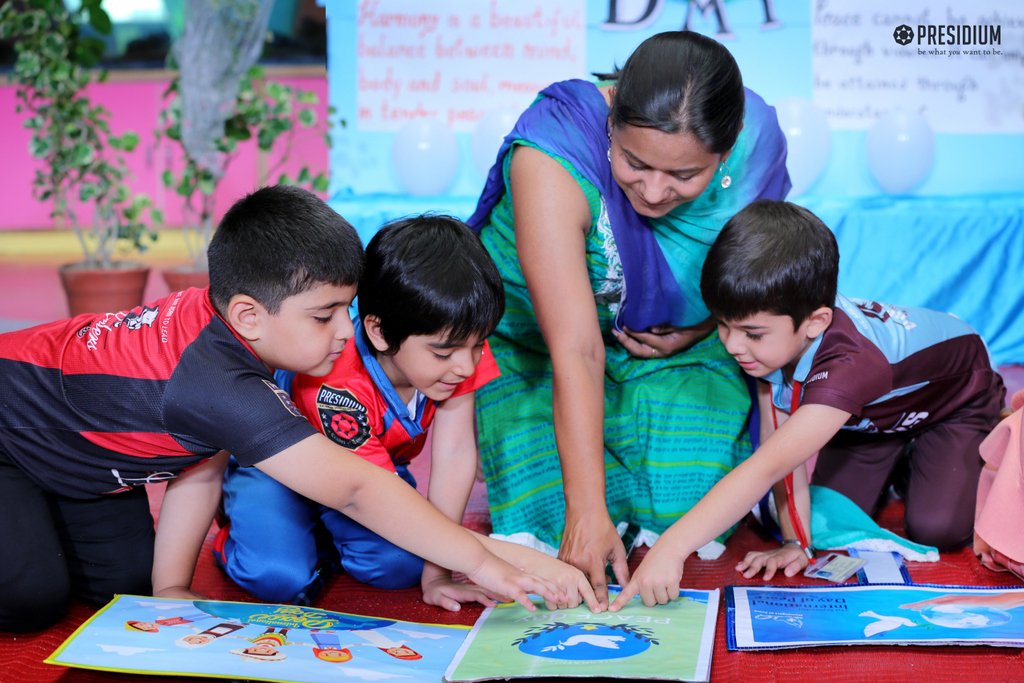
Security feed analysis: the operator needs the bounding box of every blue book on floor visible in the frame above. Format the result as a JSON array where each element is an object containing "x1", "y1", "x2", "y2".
[{"x1": 726, "y1": 584, "x2": 1024, "y2": 650}]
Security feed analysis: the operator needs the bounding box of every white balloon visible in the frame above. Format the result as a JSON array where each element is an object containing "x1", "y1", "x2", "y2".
[
  {"x1": 774, "y1": 97, "x2": 831, "y2": 198},
  {"x1": 866, "y1": 109, "x2": 936, "y2": 195},
  {"x1": 471, "y1": 108, "x2": 519, "y2": 177},
  {"x1": 391, "y1": 119, "x2": 459, "y2": 196}
]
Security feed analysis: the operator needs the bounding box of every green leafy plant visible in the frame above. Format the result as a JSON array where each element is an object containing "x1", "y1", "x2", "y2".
[
  {"x1": 156, "y1": 64, "x2": 331, "y2": 271},
  {"x1": 0, "y1": 0, "x2": 161, "y2": 268}
]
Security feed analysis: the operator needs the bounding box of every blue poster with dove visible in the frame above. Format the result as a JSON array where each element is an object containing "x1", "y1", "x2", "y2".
[{"x1": 727, "y1": 584, "x2": 1024, "y2": 650}]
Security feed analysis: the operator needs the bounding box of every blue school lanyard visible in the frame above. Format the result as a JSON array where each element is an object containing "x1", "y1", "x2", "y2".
[{"x1": 771, "y1": 379, "x2": 814, "y2": 559}]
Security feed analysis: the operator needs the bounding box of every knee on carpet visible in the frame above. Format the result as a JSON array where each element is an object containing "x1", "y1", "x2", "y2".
[
  {"x1": 76, "y1": 559, "x2": 153, "y2": 608},
  {"x1": 0, "y1": 571, "x2": 70, "y2": 633},
  {"x1": 905, "y1": 505, "x2": 973, "y2": 552},
  {"x1": 225, "y1": 559, "x2": 318, "y2": 604},
  {"x1": 344, "y1": 545, "x2": 424, "y2": 590}
]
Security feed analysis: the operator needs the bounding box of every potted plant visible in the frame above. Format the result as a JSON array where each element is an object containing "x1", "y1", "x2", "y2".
[
  {"x1": 0, "y1": 0, "x2": 163, "y2": 316},
  {"x1": 156, "y1": 0, "x2": 329, "y2": 292},
  {"x1": 157, "y1": 65, "x2": 330, "y2": 291}
]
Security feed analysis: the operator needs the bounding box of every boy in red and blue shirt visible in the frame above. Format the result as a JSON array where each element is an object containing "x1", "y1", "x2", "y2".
[
  {"x1": 217, "y1": 215, "x2": 514, "y2": 611},
  {"x1": 0, "y1": 189, "x2": 594, "y2": 634}
]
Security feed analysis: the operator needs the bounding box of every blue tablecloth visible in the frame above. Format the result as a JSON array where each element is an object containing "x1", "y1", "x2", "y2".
[{"x1": 329, "y1": 192, "x2": 1024, "y2": 365}]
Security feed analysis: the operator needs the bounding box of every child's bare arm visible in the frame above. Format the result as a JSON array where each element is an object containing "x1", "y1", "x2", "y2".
[
  {"x1": 736, "y1": 382, "x2": 814, "y2": 578},
  {"x1": 256, "y1": 433, "x2": 565, "y2": 612},
  {"x1": 426, "y1": 392, "x2": 478, "y2": 522},
  {"x1": 421, "y1": 391, "x2": 503, "y2": 611},
  {"x1": 152, "y1": 451, "x2": 230, "y2": 599},
  {"x1": 609, "y1": 402, "x2": 851, "y2": 610}
]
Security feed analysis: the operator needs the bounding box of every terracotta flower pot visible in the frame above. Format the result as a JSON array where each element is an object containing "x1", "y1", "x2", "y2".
[
  {"x1": 162, "y1": 265, "x2": 210, "y2": 293},
  {"x1": 59, "y1": 262, "x2": 150, "y2": 317}
]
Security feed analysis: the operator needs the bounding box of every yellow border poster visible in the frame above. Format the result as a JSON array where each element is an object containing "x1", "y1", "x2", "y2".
[{"x1": 46, "y1": 595, "x2": 469, "y2": 682}]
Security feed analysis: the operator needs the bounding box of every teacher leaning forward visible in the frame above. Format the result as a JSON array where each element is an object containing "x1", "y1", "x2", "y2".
[{"x1": 467, "y1": 31, "x2": 791, "y2": 608}]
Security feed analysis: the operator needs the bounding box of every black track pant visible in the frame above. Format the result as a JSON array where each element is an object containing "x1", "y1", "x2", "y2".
[{"x1": 0, "y1": 448, "x2": 154, "y2": 633}]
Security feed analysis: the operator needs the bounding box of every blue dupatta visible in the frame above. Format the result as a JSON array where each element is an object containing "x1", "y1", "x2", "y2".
[{"x1": 467, "y1": 79, "x2": 790, "y2": 331}]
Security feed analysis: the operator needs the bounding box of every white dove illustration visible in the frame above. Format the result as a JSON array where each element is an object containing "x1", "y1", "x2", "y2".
[
  {"x1": 859, "y1": 611, "x2": 918, "y2": 637},
  {"x1": 541, "y1": 634, "x2": 626, "y2": 652}
]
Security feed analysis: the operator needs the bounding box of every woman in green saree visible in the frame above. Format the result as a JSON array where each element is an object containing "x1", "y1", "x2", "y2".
[{"x1": 467, "y1": 31, "x2": 791, "y2": 608}]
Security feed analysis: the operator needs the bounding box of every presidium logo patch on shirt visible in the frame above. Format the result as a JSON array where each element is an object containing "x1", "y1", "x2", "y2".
[{"x1": 315, "y1": 384, "x2": 371, "y2": 449}]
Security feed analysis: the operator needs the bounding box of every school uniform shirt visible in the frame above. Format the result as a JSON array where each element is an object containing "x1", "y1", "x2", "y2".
[
  {"x1": 763, "y1": 293, "x2": 999, "y2": 435},
  {"x1": 0, "y1": 288, "x2": 318, "y2": 498},
  {"x1": 290, "y1": 322, "x2": 500, "y2": 472}
]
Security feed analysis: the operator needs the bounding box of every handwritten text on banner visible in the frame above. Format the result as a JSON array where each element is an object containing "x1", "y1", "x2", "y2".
[
  {"x1": 812, "y1": 0, "x2": 1024, "y2": 133},
  {"x1": 356, "y1": 0, "x2": 587, "y2": 132}
]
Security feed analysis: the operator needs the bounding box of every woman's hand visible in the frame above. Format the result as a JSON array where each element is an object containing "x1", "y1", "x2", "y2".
[
  {"x1": 559, "y1": 509, "x2": 630, "y2": 611},
  {"x1": 900, "y1": 592, "x2": 1024, "y2": 611},
  {"x1": 614, "y1": 318, "x2": 715, "y2": 359}
]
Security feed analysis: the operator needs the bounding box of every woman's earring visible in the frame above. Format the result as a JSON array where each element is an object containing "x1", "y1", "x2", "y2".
[
  {"x1": 607, "y1": 146, "x2": 612, "y2": 162},
  {"x1": 719, "y1": 162, "x2": 732, "y2": 189}
]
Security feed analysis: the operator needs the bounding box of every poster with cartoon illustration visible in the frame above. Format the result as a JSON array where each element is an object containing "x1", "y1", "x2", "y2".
[
  {"x1": 727, "y1": 585, "x2": 1024, "y2": 650},
  {"x1": 444, "y1": 589, "x2": 718, "y2": 682},
  {"x1": 45, "y1": 595, "x2": 468, "y2": 682}
]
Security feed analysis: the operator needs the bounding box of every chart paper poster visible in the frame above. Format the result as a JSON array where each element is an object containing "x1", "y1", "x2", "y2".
[
  {"x1": 46, "y1": 595, "x2": 468, "y2": 682},
  {"x1": 356, "y1": 0, "x2": 586, "y2": 132},
  {"x1": 811, "y1": 0, "x2": 1024, "y2": 133},
  {"x1": 445, "y1": 589, "x2": 718, "y2": 682},
  {"x1": 727, "y1": 585, "x2": 1024, "y2": 650}
]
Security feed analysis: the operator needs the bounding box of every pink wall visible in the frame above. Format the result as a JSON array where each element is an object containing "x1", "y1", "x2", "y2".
[{"x1": 0, "y1": 71, "x2": 329, "y2": 231}]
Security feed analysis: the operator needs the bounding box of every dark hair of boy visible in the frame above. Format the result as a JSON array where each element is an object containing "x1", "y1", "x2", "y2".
[
  {"x1": 359, "y1": 214, "x2": 505, "y2": 354},
  {"x1": 207, "y1": 185, "x2": 365, "y2": 316},
  {"x1": 700, "y1": 199, "x2": 839, "y2": 328},
  {"x1": 595, "y1": 30, "x2": 745, "y2": 155}
]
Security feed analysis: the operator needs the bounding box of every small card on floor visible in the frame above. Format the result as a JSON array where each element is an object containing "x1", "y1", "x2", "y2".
[
  {"x1": 804, "y1": 553, "x2": 866, "y2": 583},
  {"x1": 848, "y1": 549, "x2": 911, "y2": 584}
]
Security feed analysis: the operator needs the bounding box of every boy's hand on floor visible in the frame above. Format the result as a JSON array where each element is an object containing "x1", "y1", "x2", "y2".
[
  {"x1": 608, "y1": 544, "x2": 684, "y2": 611},
  {"x1": 465, "y1": 554, "x2": 566, "y2": 613},
  {"x1": 737, "y1": 545, "x2": 809, "y2": 580},
  {"x1": 421, "y1": 564, "x2": 504, "y2": 612}
]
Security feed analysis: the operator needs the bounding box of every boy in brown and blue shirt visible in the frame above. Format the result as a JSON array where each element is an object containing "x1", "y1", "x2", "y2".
[{"x1": 611, "y1": 199, "x2": 1004, "y2": 610}]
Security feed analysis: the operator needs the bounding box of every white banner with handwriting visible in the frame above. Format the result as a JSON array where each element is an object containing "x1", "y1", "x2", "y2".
[
  {"x1": 356, "y1": 0, "x2": 587, "y2": 132},
  {"x1": 812, "y1": 0, "x2": 1024, "y2": 133}
]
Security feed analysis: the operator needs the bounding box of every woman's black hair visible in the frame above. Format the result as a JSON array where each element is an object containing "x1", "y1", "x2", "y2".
[
  {"x1": 596, "y1": 31, "x2": 745, "y2": 154},
  {"x1": 358, "y1": 215, "x2": 505, "y2": 354},
  {"x1": 700, "y1": 200, "x2": 839, "y2": 328}
]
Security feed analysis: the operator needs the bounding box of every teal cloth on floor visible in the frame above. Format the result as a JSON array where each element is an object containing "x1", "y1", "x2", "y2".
[
  {"x1": 757, "y1": 485, "x2": 939, "y2": 562},
  {"x1": 810, "y1": 486, "x2": 938, "y2": 562}
]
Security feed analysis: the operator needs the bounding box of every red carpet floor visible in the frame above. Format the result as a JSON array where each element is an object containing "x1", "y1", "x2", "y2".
[{"x1": 3, "y1": 472, "x2": 1022, "y2": 683}]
